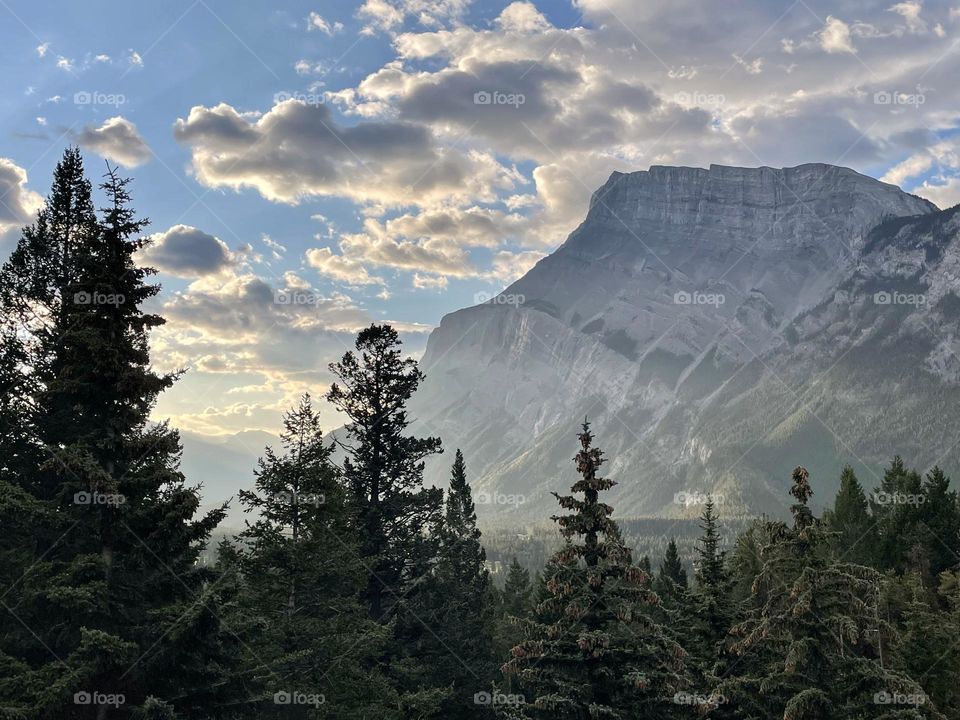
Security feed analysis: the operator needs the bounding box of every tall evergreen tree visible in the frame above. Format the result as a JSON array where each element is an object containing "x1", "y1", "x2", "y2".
[
  {"x1": 326, "y1": 324, "x2": 444, "y2": 622},
  {"x1": 655, "y1": 538, "x2": 688, "y2": 604},
  {"x1": 0, "y1": 157, "x2": 229, "y2": 718},
  {"x1": 232, "y1": 394, "x2": 393, "y2": 718},
  {"x1": 502, "y1": 422, "x2": 688, "y2": 719},
  {"x1": 825, "y1": 466, "x2": 875, "y2": 567},
  {"x1": 414, "y1": 450, "x2": 496, "y2": 719},
  {"x1": 690, "y1": 499, "x2": 733, "y2": 675},
  {"x1": 326, "y1": 324, "x2": 446, "y2": 717},
  {"x1": 719, "y1": 467, "x2": 944, "y2": 719}
]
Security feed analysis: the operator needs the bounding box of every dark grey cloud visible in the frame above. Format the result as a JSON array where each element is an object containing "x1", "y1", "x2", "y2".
[{"x1": 141, "y1": 225, "x2": 235, "y2": 277}]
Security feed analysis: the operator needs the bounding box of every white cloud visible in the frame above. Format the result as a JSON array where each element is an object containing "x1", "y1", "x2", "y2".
[
  {"x1": 73, "y1": 116, "x2": 152, "y2": 168},
  {"x1": 888, "y1": 1, "x2": 927, "y2": 34},
  {"x1": 174, "y1": 99, "x2": 518, "y2": 207},
  {"x1": 307, "y1": 11, "x2": 343, "y2": 35},
  {"x1": 36, "y1": 42, "x2": 49, "y2": 58},
  {"x1": 56, "y1": 55, "x2": 75, "y2": 71},
  {"x1": 306, "y1": 246, "x2": 386, "y2": 285},
  {"x1": 0, "y1": 159, "x2": 43, "y2": 253},
  {"x1": 819, "y1": 16, "x2": 857, "y2": 53}
]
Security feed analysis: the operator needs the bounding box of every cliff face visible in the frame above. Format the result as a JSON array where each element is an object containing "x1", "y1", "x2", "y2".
[{"x1": 411, "y1": 163, "x2": 943, "y2": 522}]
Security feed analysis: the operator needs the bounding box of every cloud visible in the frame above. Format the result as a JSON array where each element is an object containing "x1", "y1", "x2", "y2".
[
  {"x1": 306, "y1": 246, "x2": 386, "y2": 285},
  {"x1": 174, "y1": 99, "x2": 518, "y2": 207},
  {"x1": 0, "y1": 159, "x2": 43, "y2": 253},
  {"x1": 819, "y1": 16, "x2": 857, "y2": 53},
  {"x1": 73, "y1": 116, "x2": 152, "y2": 167},
  {"x1": 36, "y1": 43, "x2": 49, "y2": 58},
  {"x1": 307, "y1": 11, "x2": 343, "y2": 34},
  {"x1": 141, "y1": 225, "x2": 235, "y2": 278},
  {"x1": 888, "y1": 1, "x2": 927, "y2": 34}
]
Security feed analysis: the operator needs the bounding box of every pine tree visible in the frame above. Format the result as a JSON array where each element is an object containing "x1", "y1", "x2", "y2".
[
  {"x1": 326, "y1": 324, "x2": 444, "y2": 622},
  {"x1": 0, "y1": 157, "x2": 229, "y2": 718},
  {"x1": 233, "y1": 394, "x2": 393, "y2": 718},
  {"x1": 502, "y1": 422, "x2": 688, "y2": 719},
  {"x1": 501, "y1": 558, "x2": 533, "y2": 619},
  {"x1": 655, "y1": 538, "x2": 688, "y2": 605},
  {"x1": 411, "y1": 450, "x2": 497, "y2": 719},
  {"x1": 690, "y1": 499, "x2": 733, "y2": 675},
  {"x1": 825, "y1": 466, "x2": 875, "y2": 567},
  {"x1": 326, "y1": 324, "x2": 446, "y2": 717},
  {"x1": 719, "y1": 466, "x2": 944, "y2": 719}
]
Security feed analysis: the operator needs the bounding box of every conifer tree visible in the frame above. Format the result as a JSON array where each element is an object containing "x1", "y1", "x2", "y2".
[
  {"x1": 413, "y1": 450, "x2": 496, "y2": 719},
  {"x1": 690, "y1": 499, "x2": 733, "y2": 675},
  {"x1": 233, "y1": 394, "x2": 393, "y2": 718},
  {"x1": 719, "y1": 466, "x2": 944, "y2": 719},
  {"x1": 502, "y1": 422, "x2": 688, "y2": 719},
  {"x1": 0, "y1": 157, "x2": 229, "y2": 718},
  {"x1": 501, "y1": 558, "x2": 533, "y2": 619},
  {"x1": 655, "y1": 538, "x2": 688, "y2": 605},
  {"x1": 326, "y1": 324, "x2": 444, "y2": 622},
  {"x1": 825, "y1": 466, "x2": 875, "y2": 566}
]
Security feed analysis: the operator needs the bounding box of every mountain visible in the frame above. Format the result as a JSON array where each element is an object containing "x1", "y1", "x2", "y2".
[
  {"x1": 180, "y1": 429, "x2": 277, "y2": 528},
  {"x1": 411, "y1": 163, "x2": 948, "y2": 523}
]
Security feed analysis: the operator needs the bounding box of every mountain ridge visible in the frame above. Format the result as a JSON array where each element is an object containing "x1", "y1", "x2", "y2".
[{"x1": 412, "y1": 162, "x2": 949, "y2": 523}]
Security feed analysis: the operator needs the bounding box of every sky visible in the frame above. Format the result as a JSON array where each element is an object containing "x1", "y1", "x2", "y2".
[{"x1": 0, "y1": 0, "x2": 958, "y2": 439}]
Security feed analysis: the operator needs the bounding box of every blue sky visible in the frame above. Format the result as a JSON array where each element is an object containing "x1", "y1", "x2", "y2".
[{"x1": 1, "y1": 0, "x2": 958, "y2": 437}]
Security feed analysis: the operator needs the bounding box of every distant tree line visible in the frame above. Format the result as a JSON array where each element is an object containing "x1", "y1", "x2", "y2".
[{"x1": 2, "y1": 151, "x2": 960, "y2": 719}]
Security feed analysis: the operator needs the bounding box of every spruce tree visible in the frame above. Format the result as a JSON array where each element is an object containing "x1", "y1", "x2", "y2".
[
  {"x1": 0, "y1": 157, "x2": 229, "y2": 718},
  {"x1": 690, "y1": 499, "x2": 733, "y2": 675},
  {"x1": 233, "y1": 394, "x2": 393, "y2": 718},
  {"x1": 655, "y1": 538, "x2": 688, "y2": 605},
  {"x1": 719, "y1": 467, "x2": 944, "y2": 719},
  {"x1": 326, "y1": 324, "x2": 444, "y2": 622},
  {"x1": 501, "y1": 558, "x2": 533, "y2": 619},
  {"x1": 412, "y1": 450, "x2": 496, "y2": 719},
  {"x1": 326, "y1": 324, "x2": 446, "y2": 716},
  {"x1": 502, "y1": 422, "x2": 688, "y2": 719},
  {"x1": 825, "y1": 466, "x2": 875, "y2": 567}
]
